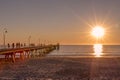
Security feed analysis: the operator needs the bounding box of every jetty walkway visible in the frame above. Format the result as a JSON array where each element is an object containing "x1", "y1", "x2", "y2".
[{"x1": 0, "y1": 44, "x2": 59, "y2": 63}]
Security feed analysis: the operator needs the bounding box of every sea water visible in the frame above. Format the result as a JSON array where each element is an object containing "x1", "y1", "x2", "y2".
[{"x1": 48, "y1": 45, "x2": 120, "y2": 57}]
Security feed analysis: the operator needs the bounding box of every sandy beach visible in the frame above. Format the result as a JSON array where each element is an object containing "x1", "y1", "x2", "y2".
[{"x1": 0, "y1": 57, "x2": 120, "y2": 80}]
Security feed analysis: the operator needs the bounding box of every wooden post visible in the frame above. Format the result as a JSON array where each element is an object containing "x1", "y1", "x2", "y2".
[
  {"x1": 25, "y1": 50, "x2": 30, "y2": 59},
  {"x1": 20, "y1": 51, "x2": 24, "y2": 60},
  {"x1": 27, "y1": 51, "x2": 30, "y2": 58},
  {"x1": 11, "y1": 53, "x2": 15, "y2": 63},
  {"x1": 5, "y1": 54, "x2": 9, "y2": 60}
]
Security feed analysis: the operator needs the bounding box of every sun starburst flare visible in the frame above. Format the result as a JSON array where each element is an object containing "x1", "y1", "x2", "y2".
[{"x1": 92, "y1": 26, "x2": 105, "y2": 39}]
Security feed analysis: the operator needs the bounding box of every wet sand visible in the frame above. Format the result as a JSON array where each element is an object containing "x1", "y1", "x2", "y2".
[{"x1": 0, "y1": 57, "x2": 120, "y2": 80}]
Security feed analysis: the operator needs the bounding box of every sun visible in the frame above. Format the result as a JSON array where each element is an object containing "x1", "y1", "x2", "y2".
[{"x1": 92, "y1": 26, "x2": 105, "y2": 38}]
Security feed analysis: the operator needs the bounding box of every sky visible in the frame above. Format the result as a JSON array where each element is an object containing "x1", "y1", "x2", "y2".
[{"x1": 0, "y1": 0, "x2": 120, "y2": 45}]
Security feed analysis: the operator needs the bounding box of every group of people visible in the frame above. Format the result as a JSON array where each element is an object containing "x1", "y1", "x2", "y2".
[{"x1": 7, "y1": 43, "x2": 26, "y2": 48}]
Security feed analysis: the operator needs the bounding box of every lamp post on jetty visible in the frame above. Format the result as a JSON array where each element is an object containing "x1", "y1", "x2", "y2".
[
  {"x1": 3, "y1": 28, "x2": 7, "y2": 49},
  {"x1": 28, "y1": 36, "x2": 31, "y2": 47},
  {"x1": 38, "y1": 38, "x2": 40, "y2": 46}
]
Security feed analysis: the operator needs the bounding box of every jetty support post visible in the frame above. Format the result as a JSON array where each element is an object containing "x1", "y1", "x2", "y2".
[
  {"x1": 11, "y1": 52, "x2": 16, "y2": 63},
  {"x1": 20, "y1": 51, "x2": 24, "y2": 60}
]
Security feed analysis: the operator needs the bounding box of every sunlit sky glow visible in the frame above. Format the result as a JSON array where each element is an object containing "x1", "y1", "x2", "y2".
[{"x1": 0, "y1": 0, "x2": 120, "y2": 45}]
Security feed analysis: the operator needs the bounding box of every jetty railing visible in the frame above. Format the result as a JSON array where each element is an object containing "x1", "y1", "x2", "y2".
[{"x1": 0, "y1": 44, "x2": 59, "y2": 63}]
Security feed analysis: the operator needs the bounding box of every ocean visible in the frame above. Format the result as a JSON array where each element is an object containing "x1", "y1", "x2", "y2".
[
  {"x1": 1, "y1": 45, "x2": 120, "y2": 58},
  {"x1": 48, "y1": 45, "x2": 120, "y2": 57}
]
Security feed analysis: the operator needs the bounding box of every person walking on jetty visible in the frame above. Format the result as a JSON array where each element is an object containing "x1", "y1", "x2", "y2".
[
  {"x1": 16, "y1": 43, "x2": 18, "y2": 48},
  {"x1": 12, "y1": 43, "x2": 15, "y2": 48},
  {"x1": 24, "y1": 43, "x2": 26, "y2": 47},
  {"x1": 21, "y1": 43, "x2": 23, "y2": 48},
  {"x1": 7, "y1": 43, "x2": 10, "y2": 48}
]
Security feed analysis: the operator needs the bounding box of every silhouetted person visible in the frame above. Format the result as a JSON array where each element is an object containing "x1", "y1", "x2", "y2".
[
  {"x1": 24, "y1": 43, "x2": 26, "y2": 47},
  {"x1": 17, "y1": 42, "x2": 20, "y2": 48},
  {"x1": 21, "y1": 43, "x2": 23, "y2": 47},
  {"x1": 7, "y1": 43, "x2": 10, "y2": 48},
  {"x1": 12, "y1": 43, "x2": 15, "y2": 48},
  {"x1": 16, "y1": 43, "x2": 18, "y2": 48}
]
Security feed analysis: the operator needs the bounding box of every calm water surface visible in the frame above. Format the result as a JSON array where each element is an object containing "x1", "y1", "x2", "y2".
[{"x1": 48, "y1": 45, "x2": 120, "y2": 57}]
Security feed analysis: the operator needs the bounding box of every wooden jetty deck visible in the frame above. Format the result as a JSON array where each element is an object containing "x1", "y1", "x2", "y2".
[{"x1": 0, "y1": 44, "x2": 59, "y2": 63}]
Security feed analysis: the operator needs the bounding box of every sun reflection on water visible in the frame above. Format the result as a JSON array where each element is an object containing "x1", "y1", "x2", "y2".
[{"x1": 93, "y1": 44, "x2": 103, "y2": 57}]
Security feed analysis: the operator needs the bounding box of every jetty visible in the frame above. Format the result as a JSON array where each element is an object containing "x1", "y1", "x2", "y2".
[{"x1": 0, "y1": 44, "x2": 59, "y2": 63}]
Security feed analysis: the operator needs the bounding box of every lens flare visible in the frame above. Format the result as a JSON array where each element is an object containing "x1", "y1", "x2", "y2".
[{"x1": 92, "y1": 26, "x2": 105, "y2": 38}]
